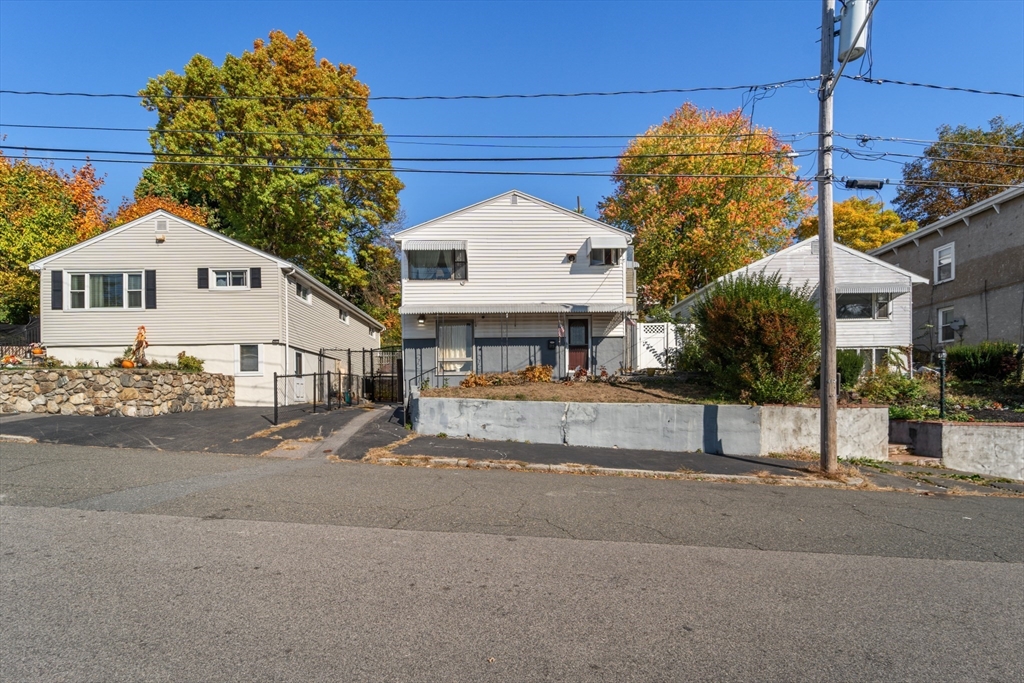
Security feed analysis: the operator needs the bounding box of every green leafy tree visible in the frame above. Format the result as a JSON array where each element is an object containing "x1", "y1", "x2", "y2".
[
  {"x1": 599, "y1": 103, "x2": 812, "y2": 310},
  {"x1": 138, "y1": 30, "x2": 403, "y2": 293},
  {"x1": 0, "y1": 152, "x2": 107, "y2": 323},
  {"x1": 893, "y1": 117, "x2": 1024, "y2": 225},
  {"x1": 797, "y1": 196, "x2": 917, "y2": 252}
]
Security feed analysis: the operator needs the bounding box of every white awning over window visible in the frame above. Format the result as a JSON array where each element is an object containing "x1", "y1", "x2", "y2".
[
  {"x1": 402, "y1": 240, "x2": 467, "y2": 251},
  {"x1": 586, "y1": 234, "x2": 628, "y2": 250},
  {"x1": 835, "y1": 282, "x2": 912, "y2": 295},
  {"x1": 399, "y1": 303, "x2": 633, "y2": 315}
]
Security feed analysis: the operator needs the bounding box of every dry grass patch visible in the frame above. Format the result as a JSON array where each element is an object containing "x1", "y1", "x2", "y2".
[
  {"x1": 362, "y1": 433, "x2": 418, "y2": 463},
  {"x1": 247, "y1": 418, "x2": 302, "y2": 439},
  {"x1": 804, "y1": 461, "x2": 862, "y2": 481},
  {"x1": 422, "y1": 378, "x2": 730, "y2": 405}
]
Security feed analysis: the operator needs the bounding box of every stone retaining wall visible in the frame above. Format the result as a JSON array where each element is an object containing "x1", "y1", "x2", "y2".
[
  {"x1": 410, "y1": 394, "x2": 889, "y2": 460},
  {"x1": 1, "y1": 368, "x2": 234, "y2": 417}
]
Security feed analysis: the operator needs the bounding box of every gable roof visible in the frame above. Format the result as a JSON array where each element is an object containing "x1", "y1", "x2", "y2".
[
  {"x1": 869, "y1": 184, "x2": 1024, "y2": 256},
  {"x1": 29, "y1": 209, "x2": 384, "y2": 331},
  {"x1": 394, "y1": 190, "x2": 632, "y2": 241},
  {"x1": 670, "y1": 236, "x2": 929, "y2": 314}
]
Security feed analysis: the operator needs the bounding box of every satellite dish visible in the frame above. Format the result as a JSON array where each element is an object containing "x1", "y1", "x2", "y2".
[{"x1": 950, "y1": 318, "x2": 967, "y2": 331}]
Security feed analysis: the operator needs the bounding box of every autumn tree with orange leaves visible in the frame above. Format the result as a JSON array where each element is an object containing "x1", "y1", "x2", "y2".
[
  {"x1": 599, "y1": 103, "x2": 812, "y2": 313},
  {"x1": 0, "y1": 152, "x2": 107, "y2": 323},
  {"x1": 110, "y1": 195, "x2": 210, "y2": 228}
]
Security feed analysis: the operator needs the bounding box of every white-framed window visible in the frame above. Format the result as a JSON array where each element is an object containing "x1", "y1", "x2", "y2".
[
  {"x1": 938, "y1": 307, "x2": 955, "y2": 344},
  {"x1": 590, "y1": 248, "x2": 620, "y2": 266},
  {"x1": 933, "y1": 243, "x2": 955, "y2": 284},
  {"x1": 837, "y1": 293, "x2": 891, "y2": 320},
  {"x1": 295, "y1": 282, "x2": 312, "y2": 304},
  {"x1": 340, "y1": 309, "x2": 350, "y2": 324},
  {"x1": 370, "y1": 329, "x2": 379, "y2": 340},
  {"x1": 408, "y1": 249, "x2": 468, "y2": 281},
  {"x1": 437, "y1": 320, "x2": 473, "y2": 374},
  {"x1": 67, "y1": 272, "x2": 144, "y2": 310},
  {"x1": 235, "y1": 344, "x2": 262, "y2": 376},
  {"x1": 213, "y1": 269, "x2": 248, "y2": 289}
]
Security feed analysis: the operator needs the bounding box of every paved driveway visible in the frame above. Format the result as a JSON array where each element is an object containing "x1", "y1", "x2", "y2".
[{"x1": 0, "y1": 404, "x2": 376, "y2": 455}]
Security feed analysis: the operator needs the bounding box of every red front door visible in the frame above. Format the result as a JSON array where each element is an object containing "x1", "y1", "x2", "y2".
[{"x1": 568, "y1": 320, "x2": 589, "y2": 372}]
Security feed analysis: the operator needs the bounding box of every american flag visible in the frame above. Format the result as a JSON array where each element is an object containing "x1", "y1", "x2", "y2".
[{"x1": 557, "y1": 322, "x2": 564, "y2": 337}]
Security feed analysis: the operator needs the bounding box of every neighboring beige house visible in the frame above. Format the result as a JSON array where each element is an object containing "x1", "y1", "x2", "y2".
[
  {"x1": 29, "y1": 210, "x2": 383, "y2": 406},
  {"x1": 671, "y1": 236, "x2": 928, "y2": 371},
  {"x1": 870, "y1": 185, "x2": 1024, "y2": 354},
  {"x1": 396, "y1": 190, "x2": 638, "y2": 387}
]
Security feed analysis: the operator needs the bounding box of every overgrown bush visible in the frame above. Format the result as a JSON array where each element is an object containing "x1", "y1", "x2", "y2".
[
  {"x1": 857, "y1": 368, "x2": 926, "y2": 404},
  {"x1": 460, "y1": 364, "x2": 552, "y2": 388},
  {"x1": 175, "y1": 351, "x2": 205, "y2": 373},
  {"x1": 836, "y1": 350, "x2": 865, "y2": 390},
  {"x1": 946, "y1": 341, "x2": 1020, "y2": 381},
  {"x1": 691, "y1": 272, "x2": 820, "y2": 404}
]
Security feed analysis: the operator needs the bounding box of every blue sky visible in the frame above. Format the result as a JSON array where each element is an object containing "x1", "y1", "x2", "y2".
[{"x1": 1, "y1": 0, "x2": 1022, "y2": 227}]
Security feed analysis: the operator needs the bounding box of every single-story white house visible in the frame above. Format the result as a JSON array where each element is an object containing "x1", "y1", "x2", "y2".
[
  {"x1": 396, "y1": 190, "x2": 639, "y2": 387},
  {"x1": 29, "y1": 210, "x2": 383, "y2": 406},
  {"x1": 670, "y1": 236, "x2": 930, "y2": 370}
]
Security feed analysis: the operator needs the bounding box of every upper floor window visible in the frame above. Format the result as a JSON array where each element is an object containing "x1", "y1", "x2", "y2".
[
  {"x1": 340, "y1": 309, "x2": 350, "y2": 324},
  {"x1": 934, "y1": 243, "x2": 955, "y2": 284},
  {"x1": 837, "y1": 293, "x2": 891, "y2": 320},
  {"x1": 590, "y1": 248, "x2": 620, "y2": 266},
  {"x1": 295, "y1": 283, "x2": 312, "y2": 303},
  {"x1": 409, "y1": 249, "x2": 467, "y2": 281},
  {"x1": 68, "y1": 272, "x2": 143, "y2": 309},
  {"x1": 214, "y1": 269, "x2": 247, "y2": 289}
]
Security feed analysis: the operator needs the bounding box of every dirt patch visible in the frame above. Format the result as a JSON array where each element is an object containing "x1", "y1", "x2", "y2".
[{"x1": 422, "y1": 379, "x2": 734, "y2": 404}]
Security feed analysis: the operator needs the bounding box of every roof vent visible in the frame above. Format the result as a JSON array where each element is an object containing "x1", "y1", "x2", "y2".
[
  {"x1": 510, "y1": 194, "x2": 518, "y2": 205},
  {"x1": 811, "y1": 241, "x2": 819, "y2": 255},
  {"x1": 156, "y1": 219, "x2": 168, "y2": 232}
]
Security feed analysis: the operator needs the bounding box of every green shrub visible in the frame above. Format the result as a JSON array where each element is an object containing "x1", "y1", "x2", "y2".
[
  {"x1": 946, "y1": 341, "x2": 1020, "y2": 381},
  {"x1": 691, "y1": 272, "x2": 820, "y2": 404},
  {"x1": 857, "y1": 368, "x2": 926, "y2": 404},
  {"x1": 836, "y1": 350, "x2": 865, "y2": 390},
  {"x1": 175, "y1": 352, "x2": 204, "y2": 373}
]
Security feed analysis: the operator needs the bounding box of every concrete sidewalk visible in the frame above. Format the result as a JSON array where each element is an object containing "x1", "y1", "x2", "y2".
[{"x1": 0, "y1": 404, "x2": 376, "y2": 455}]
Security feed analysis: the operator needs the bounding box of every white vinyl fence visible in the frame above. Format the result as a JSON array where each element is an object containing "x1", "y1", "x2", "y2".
[{"x1": 634, "y1": 322, "x2": 684, "y2": 370}]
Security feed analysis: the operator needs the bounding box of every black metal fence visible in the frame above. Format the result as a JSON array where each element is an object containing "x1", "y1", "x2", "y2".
[{"x1": 318, "y1": 345, "x2": 402, "y2": 405}]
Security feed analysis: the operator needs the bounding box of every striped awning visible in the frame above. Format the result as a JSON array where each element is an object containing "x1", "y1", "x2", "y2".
[
  {"x1": 401, "y1": 240, "x2": 467, "y2": 251},
  {"x1": 399, "y1": 303, "x2": 634, "y2": 315},
  {"x1": 835, "y1": 282, "x2": 912, "y2": 295}
]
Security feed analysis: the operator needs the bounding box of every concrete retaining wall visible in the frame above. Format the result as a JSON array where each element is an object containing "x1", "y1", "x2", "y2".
[
  {"x1": 411, "y1": 394, "x2": 888, "y2": 460},
  {"x1": 1, "y1": 368, "x2": 233, "y2": 417},
  {"x1": 892, "y1": 420, "x2": 1024, "y2": 480}
]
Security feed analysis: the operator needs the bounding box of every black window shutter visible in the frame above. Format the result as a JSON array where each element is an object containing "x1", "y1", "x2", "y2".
[
  {"x1": 250, "y1": 267, "x2": 262, "y2": 288},
  {"x1": 145, "y1": 270, "x2": 157, "y2": 309},
  {"x1": 51, "y1": 270, "x2": 63, "y2": 310},
  {"x1": 197, "y1": 267, "x2": 209, "y2": 289}
]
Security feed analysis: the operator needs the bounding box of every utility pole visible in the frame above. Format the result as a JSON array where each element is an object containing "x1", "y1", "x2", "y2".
[{"x1": 818, "y1": 0, "x2": 839, "y2": 473}]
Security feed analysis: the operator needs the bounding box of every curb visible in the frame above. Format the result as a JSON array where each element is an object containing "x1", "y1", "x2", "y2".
[
  {"x1": 370, "y1": 454, "x2": 862, "y2": 488},
  {"x1": 0, "y1": 434, "x2": 37, "y2": 444}
]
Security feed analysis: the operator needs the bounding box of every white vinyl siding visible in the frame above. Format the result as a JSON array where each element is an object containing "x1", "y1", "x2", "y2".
[
  {"x1": 284, "y1": 277, "x2": 380, "y2": 354},
  {"x1": 39, "y1": 217, "x2": 281, "y2": 346},
  {"x1": 399, "y1": 194, "x2": 628, "y2": 307}
]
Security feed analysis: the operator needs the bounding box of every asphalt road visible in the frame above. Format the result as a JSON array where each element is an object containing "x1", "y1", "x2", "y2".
[{"x1": 1, "y1": 431, "x2": 1022, "y2": 682}]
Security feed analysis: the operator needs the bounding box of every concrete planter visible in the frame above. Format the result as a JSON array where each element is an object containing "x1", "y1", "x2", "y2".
[
  {"x1": 891, "y1": 420, "x2": 1024, "y2": 480},
  {"x1": 411, "y1": 394, "x2": 888, "y2": 460}
]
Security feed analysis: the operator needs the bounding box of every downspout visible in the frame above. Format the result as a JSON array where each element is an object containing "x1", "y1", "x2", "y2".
[{"x1": 284, "y1": 267, "x2": 295, "y2": 406}]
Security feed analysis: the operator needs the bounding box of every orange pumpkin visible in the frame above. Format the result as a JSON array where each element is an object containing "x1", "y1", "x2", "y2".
[
  {"x1": 31, "y1": 348, "x2": 45, "y2": 355},
  {"x1": 121, "y1": 359, "x2": 135, "y2": 369}
]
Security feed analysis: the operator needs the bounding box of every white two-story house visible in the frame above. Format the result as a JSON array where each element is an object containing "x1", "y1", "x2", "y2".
[
  {"x1": 397, "y1": 191, "x2": 638, "y2": 387},
  {"x1": 670, "y1": 236, "x2": 929, "y2": 371},
  {"x1": 29, "y1": 209, "x2": 383, "y2": 406}
]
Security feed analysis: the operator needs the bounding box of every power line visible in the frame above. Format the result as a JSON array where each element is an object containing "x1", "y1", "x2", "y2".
[
  {"x1": 835, "y1": 131, "x2": 1024, "y2": 151},
  {"x1": 835, "y1": 147, "x2": 1024, "y2": 169},
  {"x1": 0, "y1": 122, "x2": 815, "y2": 142},
  {"x1": 8, "y1": 152, "x2": 1021, "y2": 190},
  {"x1": 0, "y1": 144, "x2": 818, "y2": 164},
  {"x1": 4, "y1": 154, "x2": 813, "y2": 180},
  {"x1": 842, "y1": 74, "x2": 1024, "y2": 99},
  {"x1": 0, "y1": 78, "x2": 818, "y2": 102}
]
